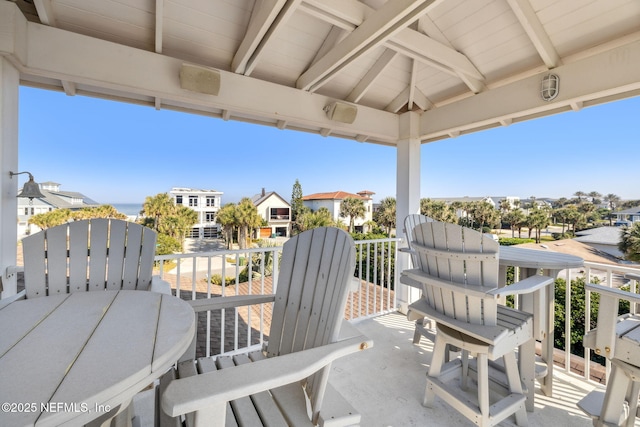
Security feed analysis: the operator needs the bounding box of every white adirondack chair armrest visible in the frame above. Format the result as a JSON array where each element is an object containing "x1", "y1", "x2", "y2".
[
  {"x1": 398, "y1": 247, "x2": 415, "y2": 255},
  {"x1": 187, "y1": 294, "x2": 276, "y2": 312},
  {"x1": 150, "y1": 275, "x2": 172, "y2": 294},
  {"x1": 0, "y1": 289, "x2": 26, "y2": 309},
  {"x1": 625, "y1": 272, "x2": 640, "y2": 282},
  {"x1": 162, "y1": 334, "x2": 373, "y2": 417},
  {"x1": 586, "y1": 282, "x2": 640, "y2": 305},
  {"x1": 487, "y1": 275, "x2": 554, "y2": 298},
  {"x1": 584, "y1": 283, "x2": 640, "y2": 359}
]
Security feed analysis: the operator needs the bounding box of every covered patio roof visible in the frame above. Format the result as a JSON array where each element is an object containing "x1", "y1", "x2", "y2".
[
  {"x1": 1, "y1": 0, "x2": 639, "y2": 298},
  {"x1": 3, "y1": 0, "x2": 640, "y2": 145}
]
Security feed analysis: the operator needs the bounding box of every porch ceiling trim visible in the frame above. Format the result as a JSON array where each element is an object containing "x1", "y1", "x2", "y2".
[
  {"x1": 419, "y1": 38, "x2": 640, "y2": 143},
  {"x1": 0, "y1": 3, "x2": 399, "y2": 145}
]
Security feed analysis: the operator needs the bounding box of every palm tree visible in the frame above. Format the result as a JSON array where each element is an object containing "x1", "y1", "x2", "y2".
[
  {"x1": 619, "y1": 222, "x2": 640, "y2": 262},
  {"x1": 574, "y1": 191, "x2": 586, "y2": 202},
  {"x1": 420, "y1": 198, "x2": 457, "y2": 223},
  {"x1": 142, "y1": 193, "x2": 174, "y2": 231},
  {"x1": 588, "y1": 191, "x2": 602, "y2": 205},
  {"x1": 373, "y1": 197, "x2": 396, "y2": 236},
  {"x1": 499, "y1": 198, "x2": 511, "y2": 213},
  {"x1": 604, "y1": 193, "x2": 621, "y2": 226},
  {"x1": 235, "y1": 197, "x2": 260, "y2": 249},
  {"x1": 216, "y1": 203, "x2": 237, "y2": 249},
  {"x1": 503, "y1": 209, "x2": 525, "y2": 238},
  {"x1": 339, "y1": 197, "x2": 366, "y2": 233}
]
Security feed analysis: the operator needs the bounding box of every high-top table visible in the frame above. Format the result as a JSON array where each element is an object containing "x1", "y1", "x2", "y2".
[
  {"x1": 0, "y1": 290, "x2": 195, "y2": 427},
  {"x1": 499, "y1": 246, "x2": 584, "y2": 406}
]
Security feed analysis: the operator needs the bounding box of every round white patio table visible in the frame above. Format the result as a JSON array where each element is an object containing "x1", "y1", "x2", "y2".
[
  {"x1": 0, "y1": 290, "x2": 195, "y2": 427},
  {"x1": 499, "y1": 246, "x2": 584, "y2": 407}
]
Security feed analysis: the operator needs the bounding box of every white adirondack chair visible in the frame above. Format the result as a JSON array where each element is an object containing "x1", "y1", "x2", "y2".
[
  {"x1": 401, "y1": 221, "x2": 553, "y2": 427},
  {"x1": 578, "y1": 275, "x2": 640, "y2": 427},
  {"x1": 400, "y1": 214, "x2": 435, "y2": 344},
  {"x1": 159, "y1": 227, "x2": 373, "y2": 427},
  {"x1": 19, "y1": 218, "x2": 170, "y2": 299}
]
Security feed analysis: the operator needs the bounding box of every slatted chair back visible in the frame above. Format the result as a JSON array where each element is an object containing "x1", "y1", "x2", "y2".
[
  {"x1": 266, "y1": 226, "x2": 355, "y2": 417},
  {"x1": 411, "y1": 221, "x2": 500, "y2": 326},
  {"x1": 403, "y1": 214, "x2": 434, "y2": 269},
  {"x1": 22, "y1": 219, "x2": 157, "y2": 298}
]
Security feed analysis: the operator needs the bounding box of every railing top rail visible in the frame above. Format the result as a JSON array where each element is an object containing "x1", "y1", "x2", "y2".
[
  {"x1": 583, "y1": 261, "x2": 640, "y2": 275},
  {"x1": 154, "y1": 237, "x2": 402, "y2": 261}
]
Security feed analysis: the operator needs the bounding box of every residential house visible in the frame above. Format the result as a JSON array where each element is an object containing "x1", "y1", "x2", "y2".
[
  {"x1": 18, "y1": 181, "x2": 99, "y2": 237},
  {"x1": 169, "y1": 187, "x2": 223, "y2": 238},
  {"x1": 302, "y1": 190, "x2": 373, "y2": 232},
  {"x1": 613, "y1": 206, "x2": 640, "y2": 225},
  {"x1": 574, "y1": 227, "x2": 625, "y2": 260},
  {"x1": 251, "y1": 188, "x2": 291, "y2": 238}
]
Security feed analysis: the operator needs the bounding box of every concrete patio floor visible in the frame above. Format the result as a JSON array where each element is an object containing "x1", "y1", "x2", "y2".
[{"x1": 135, "y1": 312, "x2": 627, "y2": 426}]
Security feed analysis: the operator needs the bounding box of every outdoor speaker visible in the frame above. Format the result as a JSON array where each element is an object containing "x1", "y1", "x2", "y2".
[
  {"x1": 324, "y1": 102, "x2": 358, "y2": 124},
  {"x1": 180, "y1": 64, "x2": 220, "y2": 96}
]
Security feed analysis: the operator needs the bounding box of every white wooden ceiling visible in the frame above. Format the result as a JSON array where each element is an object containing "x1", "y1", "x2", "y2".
[{"x1": 4, "y1": 0, "x2": 640, "y2": 145}]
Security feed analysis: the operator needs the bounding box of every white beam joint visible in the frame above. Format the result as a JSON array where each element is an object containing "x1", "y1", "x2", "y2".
[
  {"x1": 61, "y1": 80, "x2": 76, "y2": 96},
  {"x1": 297, "y1": 0, "x2": 440, "y2": 91}
]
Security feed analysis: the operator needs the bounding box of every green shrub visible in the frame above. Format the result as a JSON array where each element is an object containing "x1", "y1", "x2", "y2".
[{"x1": 498, "y1": 237, "x2": 535, "y2": 246}]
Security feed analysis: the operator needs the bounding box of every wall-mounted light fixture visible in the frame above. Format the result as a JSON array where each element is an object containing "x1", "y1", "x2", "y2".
[
  {"x1": 10, "y1": 171, "x2": 44, "y2": 200},
  {"x1": 324, "y1": 102, "x2": 358, "y2": 124},
  {"x1": 540, "y1": 73, "x2": 559, "y2": 101}
]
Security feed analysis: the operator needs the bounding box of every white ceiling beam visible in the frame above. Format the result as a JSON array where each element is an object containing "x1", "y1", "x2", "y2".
[
  {"x1": 507, "y1": 0, "x2": 561, "y2": 69},
  {"x1": 302, "y1": 0, "x2": 482, "y2": 91},
  {"x1": 33, "y1": 0, "x2": 56, "y2": 26},
  {"x1": 0, "y1": 8, "x2": 399, "y2": 145},
  {"x1": 412, "y1": 87, "x2": 431, "y2": 111},
  {"x1": 296, "y1": 0, "x2": 439, "y2": 92},
  {"x1": 231, "y1": 0, "x2": 289, "y2": 75},
  {"x1": 346, "y1": 49, "x2": 397, "y2": 103},
  {"x1": 155, "y1": 0, "x2": 164, "y2": 54},
  {"x1": 419, "y1": 39, "x2": 640, "y2": 142},
  {"x1": 298, "y1": 0, "x2": 362, "y2": 31},
  {"x1": 386, "y1": 28, "x2": 483, "y2": 81},
  {"x1": 407, "y1": 60, "x2": 418, "y2": 110},
  {"x1": 386, "y1": 87, "x2": 410, "y2": 113},
  {"x1": 61, "y1": 80, "x2": 76, "y2": 96},
  {"x1": 310, "y1": 26, "x2": 347, "y2": 67},
  {"x1": 155, "y1": 97, "x2": 161, "y2": 110}
]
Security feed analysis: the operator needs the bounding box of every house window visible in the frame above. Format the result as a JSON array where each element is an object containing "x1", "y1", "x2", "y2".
[
  {"x1": 189, "y1": 196, "x2": 198, "y2": 207},
  {"x1": 24, "y1": 208, "x2": 28, "y2": 215},
  {"x1": 205, "y1": 212, "x2": 216, "y2": 222},
  {"x1": 270, "y1": 207, "x2": 290, "y2": 220},
  {"x1": 176, "y1": 195, "x2": 183, "y2": 205},
  {"x1": 206, "y1": 196, "x2": 216, "y2": 207},
  {"x1": 31, "y1": 207, "x2": 34, "y2": 215}
]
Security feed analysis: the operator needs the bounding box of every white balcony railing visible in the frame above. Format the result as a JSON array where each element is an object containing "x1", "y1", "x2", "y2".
[
  {"x1": 155, "y1": 239, "x2": 640, "y2": 387},
  {"x1": 155, "y1": 237, "x2": 400, "y2": 358}
]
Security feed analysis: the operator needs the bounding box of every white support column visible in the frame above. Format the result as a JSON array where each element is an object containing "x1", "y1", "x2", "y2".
[
  {"x1": 0, "y1": 58, "x2": 20, "y2": 298},
  {"x1": 395, "y1": 111, "x2": 421, "y2": 313}
]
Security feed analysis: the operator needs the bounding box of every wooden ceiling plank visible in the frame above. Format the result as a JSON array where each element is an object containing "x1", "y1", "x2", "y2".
[
  {"x1": 507, "y1": 0, "x2": 562, "y2": 68},
  {"x1": 346, "y1": 49, "x2": 397, "y2": 103}
]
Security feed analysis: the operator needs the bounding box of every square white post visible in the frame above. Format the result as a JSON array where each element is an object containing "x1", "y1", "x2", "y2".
[
  {"x1": 0, "y1": 58, "x2": 20, "y2": 298},
  {"x1": 395, "y1": 111, "x2": 421, "y2": 313}
]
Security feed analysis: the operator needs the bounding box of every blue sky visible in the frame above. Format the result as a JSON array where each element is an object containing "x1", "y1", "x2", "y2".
[{"x1": 18, "y1": 86, "x2": 640, "y2": 205}]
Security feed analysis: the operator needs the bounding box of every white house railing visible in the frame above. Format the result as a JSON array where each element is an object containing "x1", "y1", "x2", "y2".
[
  {"x1": 155, "y1": 241, "x2": 640, "y2": 386},
  {"x1": 155, "y1": 237, "x2": 400, "y2": 358}
]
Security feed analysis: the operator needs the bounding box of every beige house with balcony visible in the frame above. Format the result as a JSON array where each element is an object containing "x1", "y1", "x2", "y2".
[{"x1": 251, "y1": 188, "x2": 291, "y2": 238}]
